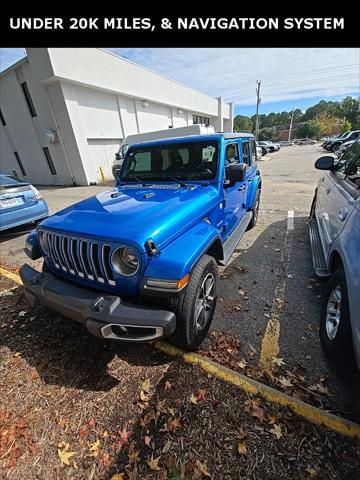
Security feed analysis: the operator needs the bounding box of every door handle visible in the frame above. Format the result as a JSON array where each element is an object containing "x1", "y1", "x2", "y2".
[
  {"x1": 237, "y1": 185, "x2": 246, "y2": 191},
  {"x1": 338, "y1": 207, "x2": 348, "y2": 221}
]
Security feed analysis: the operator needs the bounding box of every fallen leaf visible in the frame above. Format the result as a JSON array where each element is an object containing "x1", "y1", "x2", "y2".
[
  {"x1": 196, "y1": 389, "x2": 207, "y2": 402},
  {"x1": 111, "y1": 474, "x2": 125, "y2": 480},
  {"x1": 195, "y1": 460, "x2": 211, "y2": 477},
  {"x1": 163, "y1": 417, "x2": 181, "y2": 433},
  {"x1": 147, "y1": 454, "x2": 161, "y2": 471},
  {"x1": 18, "y1": 311, "x2": 27, "y2": 317},
  {"x1": 118, "y1": 425, "x2": 132, "y2": 447},
  {"x1": 189, "y1": 393, "x2": 198, "y2": 404},
  {"x1": 164, "y1": 380, "x2": 172, "y2": 391},
  {"x1": 306, "y1": 467, "x2": 318, "y2": 478},
  {"x1": 272, "y1": 357, "x2": 285, "y2": 367},
  {"x1": 267, "y1": 413, "x2": 277, "y2": 424},
  {"x1": 141, "y1": 378, "x2": 152, "y2": 393},
  {"x1": 144, "y1": 435, "x2": 152, "y2": 446},
  {"x1": 237, "y1": 441, "x2": 247, "y2": 455},
  {"x1": 279, "y1": 377, "x2": 293, "y2": 388},
  {"x1": 58, "y1": 447, "x2": 76, "y2": 466},
  {"x1": 101, "y1": 452, "x2": 110, "y2": 467},
  {"x1": 269, "y1": 424, "x2": 283, "y2": 440},
  {"x1": 89, "y1": 439, "x2": 101, "y2": 457},
  {"x1": 128, "y1": 450, "x2": 140, "y2": 463},
  {"x1": 237, "y1": 359, "x2": 247, "y2": 369}
]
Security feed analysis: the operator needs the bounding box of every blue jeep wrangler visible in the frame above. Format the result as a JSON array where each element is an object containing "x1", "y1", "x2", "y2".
[{"x1": 21, "y1": 133, "x2": 261, "y2": 350}]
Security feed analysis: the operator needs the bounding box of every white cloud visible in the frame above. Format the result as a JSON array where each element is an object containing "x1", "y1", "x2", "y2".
[{"x1": 107, "y1": 48, "x2": 360, "y2": 106}]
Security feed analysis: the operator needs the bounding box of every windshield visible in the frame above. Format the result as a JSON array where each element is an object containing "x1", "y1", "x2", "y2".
[{"x1": 120, "y1": 140, "x2": 219, "y2": 181}]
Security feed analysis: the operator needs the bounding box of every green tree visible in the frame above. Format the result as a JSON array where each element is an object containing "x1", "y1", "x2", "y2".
[
  {"x1": 233, "y1": 115, "x2": 253, "y2": 133},
  {"x1": 258, "y1": 127, "x2": 278, "y2": 141},
  {"x1": 341, "y1": 119, "x2": 352, "y2": 133},
  {"x1": 296, "y1": 120, "x2": 321, "y2": 139},
  {"x1": 338, "y1": 96, "x2": 360, "y2": 129}
]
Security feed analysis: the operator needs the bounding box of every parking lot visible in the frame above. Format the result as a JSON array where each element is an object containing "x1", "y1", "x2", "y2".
[{"x1": 1, "y1": 144, "x2": 360, "y2": 478}]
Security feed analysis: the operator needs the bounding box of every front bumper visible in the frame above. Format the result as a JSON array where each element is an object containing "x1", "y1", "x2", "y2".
[{"x1": 19, "y1": 264, "x2": 176, "y2": 342}]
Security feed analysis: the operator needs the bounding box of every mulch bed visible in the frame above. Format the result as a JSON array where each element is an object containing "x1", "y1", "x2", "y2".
[{"x1": 1, "y1": 286, "x2": 360, "y2": 479}]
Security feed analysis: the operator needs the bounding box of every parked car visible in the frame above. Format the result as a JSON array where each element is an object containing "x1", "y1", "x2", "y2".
[
  {"x1": 325, "y1": 130, "x2": 360, "y2": 152},
  {"x1": 0, "y1": 174, "x2": 48, "y2": 231},
  {"x1": 295, "y1": 138, "x2": 316, "y2": 145},
  {"x1": 112, "y1": 125, "x2": 215, "y2": 179},
  {"x1": 280, "y1": 140, "x2": 294, "y2": 146},
  {"x1": 21, "y1": 132, "x2": 262, "y2": 351},
  {"x1": 336, "y1": 140, "x2": 356, "y2": 159},
  {"x1": 256, "y1": 144, "x2": 263, "y2": 159},
  {"x1": 257, "y1": 142, "x2": 270, "y2": 156},
  {"x1": 309, "y1": 140, "x2": 360, "y2": 369},
  {"x1": 258, "y1": 141, "x2": 279, "y2": 153},
  {"x1": 322, "y1": 133, "x2": 348, "y2": 150}
]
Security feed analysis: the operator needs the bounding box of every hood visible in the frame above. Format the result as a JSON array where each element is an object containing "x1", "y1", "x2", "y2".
[{"x1": 41, "y1": 184, "x2": 219, "y2": 252}]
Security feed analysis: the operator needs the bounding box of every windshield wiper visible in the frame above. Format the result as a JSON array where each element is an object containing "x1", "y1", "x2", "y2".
[
  {"x1": 121, "y1": 174, "x2": 149, "y2": 187},
  {"x1": 165, "y1": 175, "x2": 190, "y2": 189}
]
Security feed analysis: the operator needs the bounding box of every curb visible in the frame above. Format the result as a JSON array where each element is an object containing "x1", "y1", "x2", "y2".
[
  {"x1": 0, "y1": 267, "x2": 22, "y2": 285},
  {"x1": 155, "y1": 341, "x2": 360, "y2": 438}
]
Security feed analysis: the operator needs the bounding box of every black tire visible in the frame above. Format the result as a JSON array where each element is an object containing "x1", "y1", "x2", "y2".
[
  {"x1": 247, "y1": 189, "x2": 261, "y2": 230},
  {"x1": 319, "y1": 268, "x2": 355, "y2": 366},
  {"x1": 169, "y1": 254, "x2": 218, "y2": 350},
  {"x1": 331, "y1": 143, "x2": 341, "y2": 152}
]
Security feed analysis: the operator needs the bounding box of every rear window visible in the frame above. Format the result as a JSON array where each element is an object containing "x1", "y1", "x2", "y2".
[{"x1": 0, "y1": 175, "x2": 24, "y2": 186}]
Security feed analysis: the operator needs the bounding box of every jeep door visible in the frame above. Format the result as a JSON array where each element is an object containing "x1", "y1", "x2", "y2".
[
  {"x1": 320, "y1": 142, "x2": 360, "y2": 248},
  {"x1": 241, "y1": 139, "x2": 257, "y2": 207},
  {"x1": 222, "y1": 142, "x2": 247, "y2": 238}
]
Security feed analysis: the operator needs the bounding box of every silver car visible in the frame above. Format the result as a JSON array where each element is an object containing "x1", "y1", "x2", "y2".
[{"x1": 309, "y1": 140, "x2": 360, "y2": 369}]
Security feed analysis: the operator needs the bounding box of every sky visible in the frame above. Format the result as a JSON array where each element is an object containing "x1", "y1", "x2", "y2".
[{"x1": 1, "y1": 47, "x2": 359, "y2": 116}]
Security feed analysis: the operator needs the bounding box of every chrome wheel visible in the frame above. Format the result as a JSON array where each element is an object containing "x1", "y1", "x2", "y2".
[
  {"x1": 325, "y1": 286, "x2": 342, "y2": 340},
  {"x1": 195, "y1": 273, "x2": 215, "y2": 331}
]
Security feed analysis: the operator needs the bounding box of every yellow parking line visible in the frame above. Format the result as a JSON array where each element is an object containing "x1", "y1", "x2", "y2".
[
  {"x1": 0, "y1": 267, "x2": 22, "y2": 285},
  {"x1": 259, "y1": 230, "x2": 293, "y2": 369},
  {"x1": 155, "y1": 341, "x2": 360, "y2": 438}
]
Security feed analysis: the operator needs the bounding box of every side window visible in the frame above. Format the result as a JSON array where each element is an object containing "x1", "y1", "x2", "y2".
[
  {"x1": 333, "y1": 141, "x2": 360, "y2": 179},
  {"x1": 225, "y1": 143, "x2": 239, "y2": 166},
  {"x1": 241, "y1": 141, "x2": 250, "y2": 165},
  {"x1": 250, "y1": 140, "x2": 257, "y2": 163},
  {"x1": 345, "y1": 156, "x2": 360, "y2": 188}
]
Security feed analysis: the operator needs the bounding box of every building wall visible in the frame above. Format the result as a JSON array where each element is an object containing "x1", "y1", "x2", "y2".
[{"x1": 1, "y1": 49, "x2": 234, "y2": 186}]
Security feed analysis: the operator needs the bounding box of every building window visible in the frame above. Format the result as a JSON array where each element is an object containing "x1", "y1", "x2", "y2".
[
  {"x1": 43, "y1": 147, "x2": 57, "y2": 175},
  {"x1": 0, "y1": 109, "x2": 6, "y2": 126},
  {"x1": 21, "y1": 82, "x2": 37, "y2": 117},
  {"x1": 193, "y1": 115, "x2": 210, "y2": 125},
  {"x1": 14, "y1": 151, "x2": 26, "y2": 176}
]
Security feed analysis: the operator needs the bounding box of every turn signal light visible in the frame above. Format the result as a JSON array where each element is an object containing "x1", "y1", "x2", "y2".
[{"x1": 177, "y1": 274, "x2": 190, "y2": 289}]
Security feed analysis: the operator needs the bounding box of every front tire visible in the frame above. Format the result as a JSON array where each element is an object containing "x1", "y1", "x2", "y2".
[
  {"x1": 319, "y1": 268, "x2": 355, "y2": 366},
  {"x1": 169, "y1": 255, "x2": 218, "y2": 350},
  {"x1": 331, "y1": 143, "x2": 341, "y2": 152}
]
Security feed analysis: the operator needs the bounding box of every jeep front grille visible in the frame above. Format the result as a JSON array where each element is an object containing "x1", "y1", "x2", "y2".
[{"x1": 41, "y1": 231, "x2": 115, "y2": 286}]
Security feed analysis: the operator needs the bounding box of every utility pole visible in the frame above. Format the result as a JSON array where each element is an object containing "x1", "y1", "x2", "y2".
[
  {"x1": 255, "y1": 80, "x2": 261, "y2": 140},
  {"x1": 288, "y1": 107, "x2": 295, "y2": 141}
]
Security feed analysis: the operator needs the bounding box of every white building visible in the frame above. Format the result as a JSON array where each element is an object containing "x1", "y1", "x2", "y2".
[{"x1": 0, "y1": 48, "x2": 234, "y2": 186}]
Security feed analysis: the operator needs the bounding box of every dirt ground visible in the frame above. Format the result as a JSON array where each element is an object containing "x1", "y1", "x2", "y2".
[{"x1": 1, "y1": 282, "x2": 359, "y2": 480}]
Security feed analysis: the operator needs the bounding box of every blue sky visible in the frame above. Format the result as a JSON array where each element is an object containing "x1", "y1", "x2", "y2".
[{"x1": 1, "y1": 47, "x2": 359, "y2": 116}]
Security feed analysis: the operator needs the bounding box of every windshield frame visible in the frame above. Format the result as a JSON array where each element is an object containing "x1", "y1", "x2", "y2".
[{"x1": 118, "y1": 138, "x2": 220, "y2": 184}]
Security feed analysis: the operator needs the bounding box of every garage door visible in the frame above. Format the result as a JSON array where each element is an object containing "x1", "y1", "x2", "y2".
[{"x1": 87, "y1": 138, "x2": 122, "y2": 183}]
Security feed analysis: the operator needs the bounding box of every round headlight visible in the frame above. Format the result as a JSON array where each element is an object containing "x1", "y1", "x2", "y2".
[
  {"x1": 111, "y1": 246, "x2": 139, "y2": 276},
  {"x1": 38, "y1": 231, "x2": 49, "y2": 254}
]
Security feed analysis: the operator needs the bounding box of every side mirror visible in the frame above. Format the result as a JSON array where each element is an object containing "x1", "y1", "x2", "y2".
[
  {"x1": 227, "y1": 163, "x2": 247, "y2": 183},
  {"x1": 115, "y1": 152, "x2": 121, "y2": 160},
  {"x1": 315, "y1": 156, "x2": 334, "y2": 170}
]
